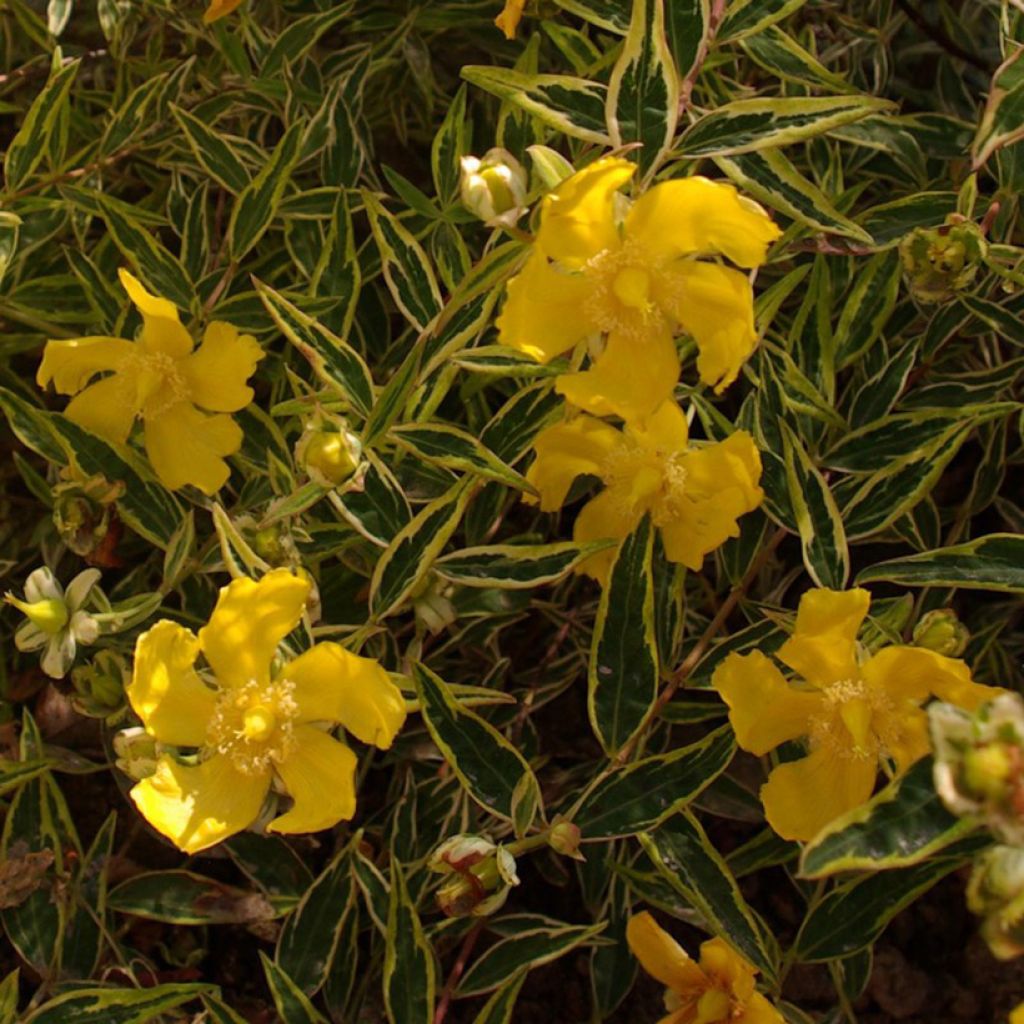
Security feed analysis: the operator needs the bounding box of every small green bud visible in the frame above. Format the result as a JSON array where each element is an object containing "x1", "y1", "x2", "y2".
[
  {"x1": 460, "y1": 149, "x2": 527, "y2": 226},
  {"x1": 113, "y1": 728, "x2": 160, "y2": 781},
  {"x1": 295, "y1": 421, "x2": 362, "y2": 488},
  {"x1": 428, "y1": 834, "x2": 519, "y2": 917},
  {"x1": 548, "y1": 821, "x2": 584, "y2": 860},
  {"x1": 913, "y1": 608, "x2": 969, "y2": 657},
  {"x1": 899, "y1": 219, "x2": 988, "y2": 303},
  {"x1": 71, "y1": 649, "x2": 128, "y2": 718},
  {"x1": 968, "y1": 846, "x2": 1024, "y2": 960},
  {"x1": 963, "y1": 743, "x2": 1015, "y2": 802}
]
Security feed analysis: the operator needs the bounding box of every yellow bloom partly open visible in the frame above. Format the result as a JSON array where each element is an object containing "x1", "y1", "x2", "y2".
[
  {"x1": 497, "y1": 157, "x2": 780, "y2": 421},
  {"x1": 494, "y1": 0, "x2": 526, "y2": 39},
  {"x1": 37, "y1": 269, "x2": 262, "y2": 494},
  {"x1": 713, "y1": 587, "x2": 1000, "y2": 842},
  {"x1": 626, "y1": 911, "x2": 783, "y2": 1024},
  {"x1": 204, "y1": 0, "x2": 244, "y2": 22},
  {"x1": 126, "y1": 569, "x2": 406, "y2": 854},
  {"x1": 527, "y1": 401, "x2": 763, "y2": 582}
]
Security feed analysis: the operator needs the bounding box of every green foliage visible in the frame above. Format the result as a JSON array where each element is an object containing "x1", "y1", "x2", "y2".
[{"x1": 1, "y1": 0, "x2": 1023, "y2": 1021}]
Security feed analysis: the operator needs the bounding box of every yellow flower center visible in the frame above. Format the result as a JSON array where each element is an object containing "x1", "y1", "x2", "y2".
[
  {"x1": 601, "y1": 445, "x2": 689, "y2": 525},
  {"x1": 125, "y1": 351, "x2": 189, "y2": 418},
  {"x1": 583, "y1": 242, "x2": 669, "y2": 340},
  {"x1": 809, "y1": 679, "x2": 895, "y2": 762},
  {"x1": 694, "y1": 988, "x2": 732, "y2": 1024},
  {"x1": 206, "y1": 679, "x2": 299, "y2": 774}
]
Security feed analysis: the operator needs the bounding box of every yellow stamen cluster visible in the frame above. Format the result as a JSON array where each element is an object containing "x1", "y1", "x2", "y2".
[
  {"x1": 583, "y1": 241, "x2": 670, "y2": 341},
  {"x1": 206, "y1": 678, "x2": 299, "y2": 774},
  {"x1": 126, "y1": 350, "x2": 189, "y2": 418}
]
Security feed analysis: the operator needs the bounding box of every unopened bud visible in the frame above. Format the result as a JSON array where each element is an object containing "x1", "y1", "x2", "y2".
[
  {"x1": 460, "y1": 149, "x2": 527, "y2": 226},
  {"x1": 968, "y1": 845, "x2": 1024, "y2": 960},
  {"x1": 296, "y1": 424, "x2": 362, "y2": 488},
  {"x1": 428, "y1": 834, "x2": 519, "y2": 917},
  {"x1": 71, "y1": 649, "x2": 128, "y2": 717},
  {"x1": 548, "y1": 821, "x2": 584, "y2": 860},
  {"x1": 899, "y1": 219, "x2": 988, "y2": 303},
  {"x1": 414, "y1": 578, "x2": 456, "y2": 635},
  {"x1": 113, "y1": 727, "x2": 159, "y2": 781},
  {"x1": 913, "y1": 608, "x2": 969, "y2": 657}
]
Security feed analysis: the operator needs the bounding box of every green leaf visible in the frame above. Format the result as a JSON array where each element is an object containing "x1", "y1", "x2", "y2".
[
  {"x1": 95, "y1": 194, "x2": 195, "y2": 311},
  {"x1": 224, "y1": 833, "x2": 314, "y2": 901},
  {"x1": 799, "y1": 758, "x2": 981, "y2": 878},
  {"x1": 740, "y1": 25, "x2": 853, "y2": 92},
  {"x1": 171, "y1": 104, "x2": 251, "y2": 193},
  {"x1": 717, "y1": 0, "x2": 808, "y2": 40},
  {"x1": 973, "y1": 47, "x2": 1024, "y2": 168},
  {"x1": 606, "y1": 0, "x2": 680, "y2": 177},
  {"x1": 363, "y1": 191, "x2": 443, "y2": 331},
  {"x1": 679, "y1": 95, "x2": 893, "y2": 157},
  {"x1": 471, "y1": 970, "x2": 528, "y2": 1024},
  {"x1": 793, "y1": 850, "x2": 973, "y2": 961},
  {"x1": 461, "y1": 66, "x2": 611, "y2": 145},
  {"x1": 332, "y1": 451, "x2": 411, "y2": 546},
  {"x1": 457, "y1": 922, "x2": 606, "y2": 998},
  {"x1": 23, "y1": 985, "x2": 212, "y2": 1024},
  {"x1": 4, "y1": 58, "x2": 79, "y2": 191},
  {"x1": 108, "y1": 871, "x2": 279, "y2": 925},
  {"x1": 781, "y1": 422, "x2": 848, "y2": 589},
  {"x1": 640, "y1": 812, "x2": 778, "y2": 982},
  {"x1": 369, "y1": 479, "x2": 472, "y2": 618},
  {"x1": 435, "y1": 541, "x2": 612, "y2": 588},
  {"x1": 384, "y1": 860, "x2": 436, "y2": 1024},
  {"x1": 833, "y1": 251, "x2": 901, "y2": 367},
  {"x1": 200, "y1": 996, "x2": 250, "y2": 1024},
  {"x1": 431, "y1": 84, "x2": 469, "y2": 203},
  {"x1": 255, "y1": 279, "x2": 374, "y2": 417},
  {"x1": 856, "y1": 534, "x2": 1024, "y2": 593},
  {"x1": 0, "y1": 970, "x2": 18, "y2": 1024},
  {"x1": 391, "y1": 423, "x2": 531, "y2": 491},
  {"x1": 276, "y1": 845, "x2": 354, "y2": 995},
  {"x1": 666, "y1": 0, "x2": 710, "y2": 82},
  {"x1": 412, "y1": 662, "x2": 541, "y2": 833},
  {"x1": 451, "y1": 345, "x2": 566, "y2": 377},
  {"x1": 261, "y1": 954, "x2": 329, "y2": 1024},
  {"x1": 714, "y1": 149, "x2": 871, "y2": 241},
  {"x1": 588, "y1": 516, "x2": 659, "y2": 757},
  {"x1": 229, "y1": 121, "x2": 305, "y2": 260},
  {"x1": 261, "y1": 3, "x2": 353, "y2": 75},
  {"x1": 573, "y1": 726, "x2": 735, "y2": 839}
]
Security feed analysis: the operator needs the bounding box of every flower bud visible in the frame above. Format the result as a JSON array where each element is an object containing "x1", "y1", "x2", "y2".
[
  {"x1": 968, "y1": 845, "x2": 1024, "y2": 960},
  {"x1": 913, "y1": 608, "x2": 969, "y2": 657},
  {"x1": 899, "y1": 219, "x2": 988, "y2": 303},
  {"x1": 71, "y1": 649, "x2": 128, "y2": 719},
  {"x1": 428, "y1": 834, "x2": 519, "y2": 917},
  {"x1": 548, "y1": 821, "x2": 584, "y2": 860},
  {"x1": 113, "y1": 728, "x2": 160, "y2": 781},
  {"x1": 413, "y1": 578, "x2": 456, "y2": 635},
  {"x1": 295, "y1": 422, "x2": 362, "y2": 488},
  {"x1": 931, "y1": 693, "x2": 1024, "y2": 844},
  {"x1": 460, "y1": 149, "x2": 527, "y2": 227}
]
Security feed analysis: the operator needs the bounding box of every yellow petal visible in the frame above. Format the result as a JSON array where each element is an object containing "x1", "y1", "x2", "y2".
[
  {"x1": 699, "y1": 936, "x2": 758, "y2": 996},
  {"x1": 626, "y1": 176, "x2": 781, "y2": 267},
  {"x1": 181, "y1": 321, "x2": 263, "y2": 412},
  {"x1": 776, "y1": 588, "x2": 871, "y2": 688},
  {"x1": 284, "y1": 642, "x2": 407, "y2": 748},
  {"x1": 573, "y1": 489, "x2": 638, "y2": 583},
  {"x1": 761, "y1": 746, "x2": 877, "y2": 842},
  {"x1": 36, "y1": 336, "x2": 135, "y2": 394},
  {"x1": 1010, "y1": 1002, "x2": 1024, "y2": 1024},
  {"x1": 143, "y1": 401, "x2": 242, "y2": 494},
  {"x1": 64, "y1": 375, "x2": 138, "y2": 444},
  {"x1": 494, "y1": 0, "x2": 525, "y2": 38},
  {"x1": 555, "y1": 329, "x2": 680, "y2": 422},
  {"x1": 118, "y1": 268, "x2": 193, "y2": 358},
  {"x1": 659, "y1": 432, "x2": 763, "y2": 571},
  {"x1": 883, "y1": 704, "x2": 932, "y2": 774},
  {"x1": 626, "y1": 400, "x2": 689, "y2": 456},
  {"x1": 655, "y1": 261, "x2": 758, "y2": 394},
  {"x1": 738, "y1": 992, "x2": 784, "y2": 1024},
  {"x1": 626, "y1": 912, "x2": 707, "y2": 993},
  {"x1": 862, "y1": 645, "x2": 999, "y2": 710},
  {"x1": 130, "y1": 753, "x2": 270, "y2": 854},
  {"x1": 527, "y1": 414, "x2": 622, "y2": 511},
  {"x1": 713, "y1": 651, "x2": 822, "y2": 756},
  {"x1": 203, "y1": 0, "x2": 245, "y2": 21},
  {"x1": 199, "y1": 568, "x2": 311, "y2": 689},
  {"x1": 497, "y1": 249, "x2": 594, "y2": 362},
  {"x1": 127, "y1": 620, "x2": 216, "y2": 746},
  {"x1": 268, "y1": 726, "x2": 358, "y2": 834},
  {"x1": 538, "y1": 157, "x2": 635, "y2": 266}
]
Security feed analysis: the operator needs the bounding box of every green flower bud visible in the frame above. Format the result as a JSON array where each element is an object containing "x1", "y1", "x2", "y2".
[
  {"x1": 913, "y1": 608, "x2": 969, "y2": 657},
  {"x1": 113, "y1": 728, "x2": 160, "y2": 781},
  {"x1": 71, "y1": 649, "x2": 128, "y2": 718},
  {"x1": 428, "y1": 834, "x2": 520, "y2": 917},
  {"x1": 295, "y1": 421, "x2": 362, "y2": 488},
  {"x1": 968, "y1": 846, "x2": 1024, "y2": 960},
  {"x1": 548, "y1": 821, "x2": 584, "y2": 860},
  {"x1": 899, "y1": 219, "x2": 988, "y2": 303},
  {"x1": 460, "y1": 149, "x2": 527, "y2": 226}
]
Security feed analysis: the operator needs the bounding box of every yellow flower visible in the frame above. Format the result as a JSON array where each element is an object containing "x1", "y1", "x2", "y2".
[
  {"x1": 1012, "y1": 1002, "x2": 1024, "y2": 1024},
  {"x1": 713, "y1": 587, "x2": 1000, "y2": 842},
  {"x1": 497, "y1": 158, "x2": 780, "y2": 421},
  {"x1": 626, "y1": 912, "x2": 783, "y2": 1024},
  {"x1": 526, "y1": 401, "x2": 762, "y2": 582},
  {"x1": 204, "y1": 0, "x2": 244, "y2": 22},
  {"x1": 126, "y1": 569, "x2": 406, "y2": 854},
  {"x1": 494, "y1": 0, "x2": 526, "y2": 39},
  {"x1": 37, "y1": 270, "x2": 262, "y2": 495}
]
